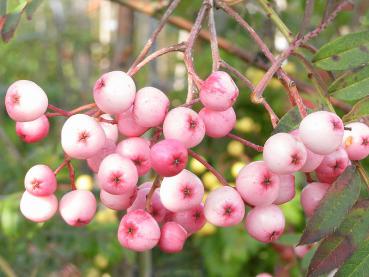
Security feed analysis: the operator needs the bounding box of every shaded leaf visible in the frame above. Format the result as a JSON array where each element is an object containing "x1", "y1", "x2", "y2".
[
  {"x1": 335, "y1": 239, "x2": 369, "y2": 277},
  {"x1": 272, "y1": 107, "x2": 311, "y2": 134},
  {"x1": 329, "y1": 65, "x2": 369, "y2": 101},
  {"x1": 0, "y1": 1, "x2": 6, "y2": 17},
  {"x1": 24, "y1": 0, "x2": 43, "y2": 20},
  {"x1": 342, "y1": 96, "x2": 369, "y2": 122},
  {"x1": 307, "y1": 200, "x2": 369, "y2": 277},
  {"x1": 313, "y1": 31, "x2": 369, "y2": 71},
  {"x1": 277, "y1": 233, "x2": 301, "y2": 246},
  {"x1": 1, "y1": 2, "x2": 26, "y2": 42},
  {"x1": 299, "y1": 166, "x2": 361, "y2": 245}
]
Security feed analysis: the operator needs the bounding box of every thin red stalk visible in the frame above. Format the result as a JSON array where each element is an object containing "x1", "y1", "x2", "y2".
[
  {"x1": 54, "y1": 159, "x2": 69, "y2": 175},
  {"x1": 145, "y1": 175, "x2": 162, "y2": 213},
  {"x1": 48, "y1": 104, "x2": 71, "y2": 117},
  {"x1": 188, "y1": 149, "x2": 229, "y2": 186},
  {"x1": 219, "y1": 59, "x2": 253, "y2": 90},
  {"x1": 208, "y1": 0, "x2": 220, "y2": 71},
  {"x1": 69, "y1": 103, "x2": 97, "y2": 115},
  {"x1": 67, "y1": 161, "x2": 76, "y2": 190},
  {"x1": 261, "y1": 99, "x2": 279, "y2": 128},
  {"x1": 227, "y1": 133, "x2": 264, "y2": 152}
]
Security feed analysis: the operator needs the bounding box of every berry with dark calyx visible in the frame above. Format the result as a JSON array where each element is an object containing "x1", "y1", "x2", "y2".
[
  {"x1": 16, "y1": 115, "x2": 50, "y2": 143},
  {"x1": 171, "y1": 203, "x2": 206, "y2": 235},
  {"x1": 342, "y1": 122, "x2": 369, "y2": 161},
  {"x1": 24, "y1": 164, "x2": 57, "y2": 196}
]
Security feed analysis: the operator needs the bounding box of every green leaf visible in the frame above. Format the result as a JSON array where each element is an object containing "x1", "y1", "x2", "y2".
[
  {"x1": 24, "y1": 0, "x2": 43, "y2": 20},
  {"x1": 0, "y1": 1, "x2": 6, "y2": 16},
  {"x1": 342, "y1": 96, "x2": 369, "y2": 122},
  {"x1": 329, "y1": 65, "x2": 369, "y2": 101},
  {"x1": 1, "y1": 2, "x2": 26, "y2": 42},
  {"x1": 335, "y1": 239, "x2": 369, "y2": 277},
  {"x1": 313, "y1": 31, "x2": 369, "y2": 71},
  {"x1": 277, "y1": 233, "x2": 301, "y2": 246},
  {"x1": 299, "y1": 166, "x2": 362, "y2": 245},
  {"x1": 272, "y1": 106, "x2": 312, "y2": 134},
  {"x1": 307, "y1": 200, "x2": 369, "y2": 277}
]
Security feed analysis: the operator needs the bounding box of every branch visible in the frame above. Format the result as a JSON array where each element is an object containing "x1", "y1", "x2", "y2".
[
  {"x1": 145, "y1": 175, "x2": 162, "y2": 213},
  {"x1": 299, "y1": 0, "x2": 315, "y2": 36},
  {"x1": 227, "y1": 133, "x2": 264, "y2": 152},
  {"x1": 208, "y1": 0, "x2": 220, "y2": 71}
]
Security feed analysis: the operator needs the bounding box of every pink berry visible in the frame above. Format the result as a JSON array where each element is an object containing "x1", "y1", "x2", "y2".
[
  {"x1": 20, "y1": 191, "x2": 58, "y2": 222},
  {"x1": 116, "y1": 137, "x2": 151, "y2": 176},
  {"x1": 5, "y1": 80, "x2": 48, "y2": 122},
  {"x1": 273, "y1": 174, "x2": 295, "y2": 205},
  {"x1": 24, "y1": 164, "x2": 57, "y2": 196},
  {"x1": 160, "y1": 169, "x2": 204, "y2": 212},
  {"x1": 16, "y1": 115, "x2": 49, "y2": 143},
  {"x1": 163, "y1": 107, "x2": 205, "y2": 148},
  {"x1": 299, "y1": 111, "x2": 344, "y2": 155},
  {"x1": 93, "y1": 71, "x2": 136, "y2": 114},
  {"x1": 97, "y1": 153, "x2": 138, "y2": 195},
  {"x1": 245, "y1": 204, "x2": 285, "y2": 243},
  {"x1": 204, "y1": 186, "x2": 245, "y2": 227},
  {"x1": 86, "y1": 139, "x2": 116, "y2": 173},
  {"x1": 99, "y1": 114, "x2": 118, "y2": 143},
  {"x1": 59, "y1": 190, "x2": 97, "y2": 226},
  {"x1": 159, "y1": 222, "x2": 187, "y2": 253},
  {"x1": 61, "y1": 114, "x2": 106, "y2": 159},
  {"x1": 100, "y1": 188, "x2": 137, "y2": 211},
  {"x1": 150, "y1": 139, "x2": 188, "y2": 177},
  {"x1": 199, "y1": 107, "x2": 236, "y2": 138},
  {"x1": 301, "y1": 182, "x2": 330, "y2": 217},
  {"x1": 171, "y1": 203, "x2": 206, "y2": 234},
  {"x1": 315, "y1": 147, "x2": 349, "y2": 184},
  {"x1": 117, "y1": 209, "x2": 160, "y2": 252},
  {"x1": 133, "y1": 87, "x2": 170, "y2": 128},
  {"x1": 200, "y1": 71, "x2": 239, "y2": 111},
  {"x1": 236, "y1": 161, "x2": 280, "y2": 206},
  {"x1": 290, "y1": 130, "x2": 324, "y2": 172},
  {"x1": 117, "y1": 107, "x2": 148, "y2": 137},
  {"x1": 342, "y1": 122, "x2": 369, "y2": 160},
  {"x1": 263, "y1": 133, "x2": 307, "y2": 174},
  {"x1": 128, "y1": 187, "x2": 167, "y2": 223}
]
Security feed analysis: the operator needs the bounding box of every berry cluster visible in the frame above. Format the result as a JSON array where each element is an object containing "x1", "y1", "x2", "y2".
[{"x1": 5, "y1": 69, "x2": 369, "y2": 253}]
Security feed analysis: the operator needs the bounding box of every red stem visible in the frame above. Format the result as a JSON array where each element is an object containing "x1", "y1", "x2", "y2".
[
  {"x1": 145, "y1": 175, "x2": 162, "y2": 213},
  {"x1": 227, "y1": 133, "x2": 264, "y2": 152}
]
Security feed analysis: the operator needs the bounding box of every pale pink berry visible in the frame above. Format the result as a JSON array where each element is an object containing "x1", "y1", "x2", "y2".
[
  {"x1": 273, "y1": 174, "x2": 295, "y2": 205},
  {"x1": 100, "y1": 188, "x2": 137, "y2": 211},
  {"x1": 199, "y1": 107, "x2": 236, "y2": 138},
  {"x1": 204, "y1": 186, "x2": 245, "y2": 227},
  {"x1": 159, "y1": 222, "x2": 187, "y2": 253},
  {"x1": 150, "y1": 139, "x2": 188, "y2": 177},
  {"x1": 294, "y1": 245, "x2": 312, "y2": 258},
  {"x1": 86, "y1": 139, "x2": 116, "y2": 173},
  {"x1": 315, "y1": 147, "x2": 349, "y2": 184},
  {"x1": 61, "y1": 114, "x2": 106, "y2": 159},
  {"x1": 116, "y1": 137, "x2": 151, "y2": 176},
  {"x1": 163, "y1": 107, "x2": 205, "y2": 148},
  {"x1": 16, "y1": 115, "x2": 49, "y2": 143},
  {"x1": 93, "y1": 71, "x2": 136, "y2": 114},
  {"x1": 128, "y1": 187, "x2": 167, "y2": 223},
  {"x1": 171, "y1": 203, "x2": 206, "y2": 234},
  {"x1": 290, "y1": 130, "x2": 324, "y2": 172},
  {"x1": 117, "y1": 209, "x2": 160, "y2": 252},
  {"x1": 160, "y1": 169, "x2": 204, "y2": 212},
  {"x1": 20, "y1": 191, "x2": 58, "y2": 222},
  {"x1": 245, "y1": 204, "x2": 285, "y2": 243},
  {"x1": 97, "y1": 153, "x2": 138, "y2": 195},
  {"x1": 133, "y1": 87, "x2": 170, "y2": 128},
  {"x1": 342, "y1": 122, "x2": 369, "y2": 160},
  {"x1": 5, "y1": 80, "x2": 48, "y2": 122},
  {"x1": 99, "y1": 114, "x2": 118, "y2": 143},
  {"x1": 263, "y1": 133, "x2": 307, "y2": 174},
  {"x1": 117, "y1": 107, "x2": 148, "y2": 137},
  {"x1": 236, "y1": 161, "x2": 280, "y2": 206},
  {"x1": 299, "y1": 111, "x2": 344, "y2": 155},
  {"x1": 59, "y1": 190, "x2": 96, "y2": 226},
  {"x1": 24, "y1": 164, "x2": 57, "y2": 196},
  {"x1": 200, "y1": 71, "x2": 239, "y2": 111},
  {"x1": 301, "y1": 182, "x2": 330, "y2": 217}
]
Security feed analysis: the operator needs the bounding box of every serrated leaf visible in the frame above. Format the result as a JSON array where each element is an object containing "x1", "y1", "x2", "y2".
[
  {"x1": 24, "y1": 0, "x2": 43, "y2": 20},
  {"x1": 299, "y1": 166, "x2": 361, "y2": 245},
  {"x1": 272, "y1": 106, "x2": 311, "y2": 134},
  {"x1": 329, "y1": 65, "x2": 369, "y2": 101},
  {"x1": 307, "y1": 200, "x2": 369, "y2": 277},
  {"x1": 313, "y1": 31, "x2": 369, "y2": 71},
  {"x1": 342, "y1": 96, "x2": 369, "y2": 122},
  {"x1": 335, "y1": 239, "x2": 369, "y2": 277},
  {"x1": 1, "y1": 2, "x2": 26, "y2": 42}
]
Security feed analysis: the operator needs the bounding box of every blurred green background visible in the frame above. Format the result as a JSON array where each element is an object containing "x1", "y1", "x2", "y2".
[{"x1": 1, "y1": 0, "x2": 368, "y2": 276}]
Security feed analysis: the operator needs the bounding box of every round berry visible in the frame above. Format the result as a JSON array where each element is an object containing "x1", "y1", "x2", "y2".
[
  {"x1": 342, "y1": 122, "x2": 369, "y2": 160},
  {"x1": 236, "y1": 161, "x2": 280, "y2": 206},
  {"x1": 199, "y1": 107, "x2": 236, "y2": 138},
  {"x1": 61, "y1": 114, "x2": 106, "y2": 159},
  {"x1": 5, "y1": 80, "x2": 48, "y2": 122},
  {"x1": 16, "y1": 115, "x2": 49, "y2": 143},
  {"x1": 100, "y1": 188, "x2": 137, "y2": 211},
  {"x1": 117, "y1": 107, "x2": 148, "y2": 137},
  {"x1": 245, "y1": 204, "x2": 285, "y2": 243},
  {"x1": 159, "y1": 222, "x2": 187, "y2": 253},
  {"x1": 133, "y1": 87, "x2": 169, "y2": 128},
  {"x1": 204, "y1": 186, "x2": 245, "y2": 227},
  {"x1": 163, "y1": 107, "x2": 205, "y2": 148},
  {"x1": 20, "y1": 191, "x2": 58, "y2": 222},
  {"x1": 171, "y1": 203, "x2": 206, "y2": 234},
  {"x1": 273, "y1": 174, "x2": 295, "y2": 205},
  {"x1": 24, "y1": 164, "x2": 57, "y2": 196},
  {"x1": 93, "y1": 71, "x2": 136, "y2": 114},
  {"x1": 301, "y1": 182, "x2": 330, "y2": 217},
  {"x1": 200, "y1": 71, "x2": 239, "y2": 111},
  {"x1": 299, "y1": 111, "x2": 344, "y2": 155},
  {"x1": 86, "y1": 139, "x2": 116, "y2": 173},
  {"x1": 150, "y1": 139, "x2": 188, "y2": 177}
]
